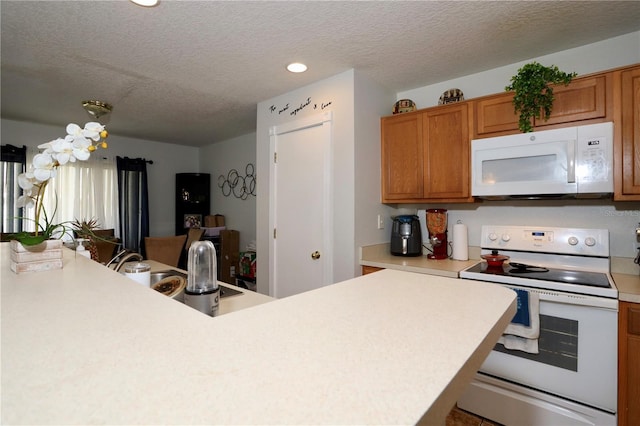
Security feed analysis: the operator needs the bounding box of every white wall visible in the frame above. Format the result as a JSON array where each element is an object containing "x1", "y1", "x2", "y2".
[
  {"x1": 353, "y1": 70, "x2": 396, "y2": 269},
  {"x1": 389, "y1": 31, "x2": 640, "y2": 260},
  {"x1": 398, "y1": 31, "x2": 640, "y2": 109},
  {"x1": 1, "y1": 118, "x2": 199, "y2": 237},
  {"x1": 198, "y1": 132, "x2": 257, "y2": 251}
]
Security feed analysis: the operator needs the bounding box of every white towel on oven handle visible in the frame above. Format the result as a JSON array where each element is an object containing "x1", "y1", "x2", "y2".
[
  {"x1": 504, "y1": 290, "x2": 540, "y2": 339},
  {"x1": 498, "y1": 290, "x2": 540, "y2": 354}
]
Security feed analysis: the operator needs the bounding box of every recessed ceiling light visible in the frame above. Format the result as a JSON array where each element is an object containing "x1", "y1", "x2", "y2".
[
  {"x1": 287, "y1": 63, "x2": 308, "y2": 73},
  {"x1": 130, "y1": 0, "x2": 159, "y2": 7}
]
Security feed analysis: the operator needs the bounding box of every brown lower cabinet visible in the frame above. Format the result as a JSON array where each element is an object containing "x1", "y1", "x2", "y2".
[
  {"x1": 362, "y1": 265, "x2": 384, "y2": 275},
  {"x1": 618, "y1": 301, "x2": 640, "y2": 426}
]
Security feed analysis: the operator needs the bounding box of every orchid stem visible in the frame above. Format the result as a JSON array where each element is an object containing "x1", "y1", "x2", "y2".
[{"x1": 34, "y1": 181, "x2": 48, "y2": 236}]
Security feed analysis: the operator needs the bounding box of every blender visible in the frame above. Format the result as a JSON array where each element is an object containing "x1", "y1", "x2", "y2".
[
  {"x1": 184, "y1": 240, "x2": 219, "y2": 317},
  {"x1": 426, "y1": 209, "x2": 448, "y2": 259}
]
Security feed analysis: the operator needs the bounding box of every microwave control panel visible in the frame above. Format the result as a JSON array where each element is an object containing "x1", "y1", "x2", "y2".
[{"x1": 576, "y1": 122, "x2": 613, "y2": 188}]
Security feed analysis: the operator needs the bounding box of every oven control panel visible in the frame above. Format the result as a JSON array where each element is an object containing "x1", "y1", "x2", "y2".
[{"x1": 481, "y1": 225, "x2": 609, "y2": 256}]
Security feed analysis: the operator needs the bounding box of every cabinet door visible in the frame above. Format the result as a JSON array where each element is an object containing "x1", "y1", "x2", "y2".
[
  {"x1": 381, "y1": 112, "x2": 424, "y2": 202},
  {"x1": 423, "y1": 104, "x2": 472, "y2": 200},
  {"x1": 473, "y1": 92, "x2": 520, "y2": 138},
  {"x1": 618, "y1": 301, "x2": 640, "y2": 426},
  {"x1": 615, "y1": 66, "x2": 640, "y2": 199},
  {"x1": 538, "y1": 75, "x2": 608, "y2": 128},
  {"x1": 474, "y1": 74, "x2": 609, "y2": 139},
  {"x1": 362, "y1": 265, "x2": 384, "y2": 275}
]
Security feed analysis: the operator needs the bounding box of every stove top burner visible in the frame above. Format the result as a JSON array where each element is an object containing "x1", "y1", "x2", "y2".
[
  {"x1": 508, "y1": 262, "x2": 549, "y2": 273},
  {"x1": 466, "y1": 262, "x2": 611, "y2": 289}
]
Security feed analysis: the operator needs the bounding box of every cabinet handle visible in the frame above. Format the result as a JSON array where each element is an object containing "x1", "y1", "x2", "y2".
[{"x1": 311, "y1": 251, "x2": 321, "y2": 260}]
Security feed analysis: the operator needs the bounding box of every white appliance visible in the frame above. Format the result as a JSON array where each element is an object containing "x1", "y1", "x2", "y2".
[
  {"x1": 459, "y1": 225, "x2": 618, "y2": 426},
  {"x1": 471, "y1": 122, "x2": 613, "y2": 199}
]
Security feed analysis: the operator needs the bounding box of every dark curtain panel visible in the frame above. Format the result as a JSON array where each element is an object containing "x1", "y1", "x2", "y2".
[
  {"x1": 1, "y1": 144, "x2": 27, "y2": 233},
  {"x1": 116, "y1": 156, "x2": 150, "y2": 254}
]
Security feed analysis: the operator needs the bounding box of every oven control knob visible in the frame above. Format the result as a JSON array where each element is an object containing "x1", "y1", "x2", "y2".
[
  {"x1": 568, "y1": 236, "x2": 579, "y2": 246},
  {"x1": 488, "y1": 233, "x2": 498, "y2": 241},
  {"x1": 501, "y1": 234, "x2": 511, "y2": 242},
  {"x1": 584, "y1": 237, "x2": 596, "y2": 247}
]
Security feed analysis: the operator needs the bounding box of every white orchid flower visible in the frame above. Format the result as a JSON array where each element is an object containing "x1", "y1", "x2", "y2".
[
  {"x1": 83, "y1": 122, "x2": 104, "y2": 141},
  {"x1": 17, "y1": 170, "x2": 35, "y2": 190},
  {"x1": 32, "y1": 152, "x2": 56, "y2": 182},
  {"x1": 72, "y1": 136, "x2": 92, "y2": 161},
  {"x1": 37, "y1": 140, "x2": 56, "y2": 155},
  {"x1": 16, "y1": 193, "x2": 35, "y2": 209},
  {"x1": 65, "y1": 123, "x2": 91, "y2": 146},
  {"x1": 47, "y1": 138, "x2": 75, "y2": 165},
  {"x1": 13, "y1": 121, "x2": 110, "y2": 246},
  {"x1": 16, "y1": 171, "x2": 38, "y2": 208}
]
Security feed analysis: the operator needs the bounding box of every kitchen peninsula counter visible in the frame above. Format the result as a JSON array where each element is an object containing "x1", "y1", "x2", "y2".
[
  {"x1": 361, "y1": 243, "x2": 478, "y2": 277},
  {"x1": 144, "y1": 259, "x2": 272, "y2": 314},
  {"x1": 2, "y1": 244, "x2": 516, "y2": 425}
]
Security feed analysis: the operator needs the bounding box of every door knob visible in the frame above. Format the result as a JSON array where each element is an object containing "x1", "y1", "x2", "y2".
[{"x1": 311, "y1": 251, "x2": 321, "y2": 260}]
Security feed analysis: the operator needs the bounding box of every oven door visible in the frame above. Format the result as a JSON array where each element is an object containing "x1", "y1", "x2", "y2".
[{"x1": 477, "y1": 285, "x2": 617, "y2": 412}]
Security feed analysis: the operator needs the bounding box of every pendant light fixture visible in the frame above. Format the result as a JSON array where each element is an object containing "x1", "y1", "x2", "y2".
[{"x1": 82, "y1": 100, "x2": 113, "y2": 122}]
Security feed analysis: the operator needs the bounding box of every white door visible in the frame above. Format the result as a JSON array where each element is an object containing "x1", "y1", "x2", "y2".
[{"x1": 269, "y1": 112, "x2": 333, "y2": 298}]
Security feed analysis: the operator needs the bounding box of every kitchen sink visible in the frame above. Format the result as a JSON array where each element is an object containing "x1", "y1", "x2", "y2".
[{"x1": 151, "y1": 270, "x2": 242, "y2": 298}]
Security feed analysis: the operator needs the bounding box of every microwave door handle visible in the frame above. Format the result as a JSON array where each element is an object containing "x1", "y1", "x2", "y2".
[{"x1": 567, "y1": 139, "x2": 576, "y2": 183}]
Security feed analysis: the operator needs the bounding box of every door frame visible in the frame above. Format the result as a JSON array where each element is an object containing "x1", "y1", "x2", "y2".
[{"x1": 268, "y1": 111, "x2": 334, "y2": 297}]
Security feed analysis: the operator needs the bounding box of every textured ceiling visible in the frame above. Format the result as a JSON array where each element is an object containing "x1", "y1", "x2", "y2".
[{"x1": 2, "y1": 1, "x2": 640, "y2": 147}]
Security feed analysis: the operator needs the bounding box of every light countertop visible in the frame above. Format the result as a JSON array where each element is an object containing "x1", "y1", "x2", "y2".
[
  {"x1": 143, "y1": 259, "x2": 273, "y2": 314},
  {"x1": 613, "y1": 272, "x2": 640, "y2": 303},
  {"x1": 360, "y1": 243, "x2": 478, "y2": 278},
  {"x1": 2, "y1": 244, "x2": 516, "y2": 425},
  {"x1": 362, "y1": 243, "x2": 640, "y2": 303}
]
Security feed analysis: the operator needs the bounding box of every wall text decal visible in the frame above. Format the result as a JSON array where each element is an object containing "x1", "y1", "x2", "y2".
[{"x1": 269, "y1": 96, "x2": 333, "y2": 116}]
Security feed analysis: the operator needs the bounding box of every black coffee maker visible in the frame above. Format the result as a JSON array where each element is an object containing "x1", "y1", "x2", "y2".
[{"x1": 390, "y1": 215, "x2": 422, "y2": 256}]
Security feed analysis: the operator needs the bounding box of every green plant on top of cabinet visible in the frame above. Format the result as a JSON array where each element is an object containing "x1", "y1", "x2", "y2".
[
  {"x1": 473, "y1": 71, "x2": 611, "y2": 139},
  {"x1": 505, "y1": 62, "x2": 577, "y2": 133},
  {"x1": 381, "y1": 103, "x2": 473, "y2": 203}
]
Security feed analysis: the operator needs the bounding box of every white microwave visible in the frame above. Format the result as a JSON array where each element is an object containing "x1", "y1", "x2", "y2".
[{"x1": 471, "y1": 122, "x2": 614, "y2": 199}]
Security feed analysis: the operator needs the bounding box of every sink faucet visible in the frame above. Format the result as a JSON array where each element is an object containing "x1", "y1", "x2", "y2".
[{"x1": 106, "y1": 249, "x2": 144, "y2": 272}]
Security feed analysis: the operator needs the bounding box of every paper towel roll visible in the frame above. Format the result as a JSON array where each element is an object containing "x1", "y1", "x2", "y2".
[{"x1": 452, "y1": 223, "x2": 469, "y2": 261}]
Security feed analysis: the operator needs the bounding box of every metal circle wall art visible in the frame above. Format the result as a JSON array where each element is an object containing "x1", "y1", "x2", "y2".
[{"x1": 218, "y1": 163, "x2": 256, "y2": 199}]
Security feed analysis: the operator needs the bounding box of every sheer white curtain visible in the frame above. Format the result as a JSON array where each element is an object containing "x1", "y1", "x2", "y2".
[{"x1": 29, "y1": 155, "x2": 119, "y2": 238}]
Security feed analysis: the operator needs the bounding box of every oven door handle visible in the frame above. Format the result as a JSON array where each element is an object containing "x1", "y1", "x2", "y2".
[{"x1": 507, "y1": 286, "x2": 618, "y2": 310}]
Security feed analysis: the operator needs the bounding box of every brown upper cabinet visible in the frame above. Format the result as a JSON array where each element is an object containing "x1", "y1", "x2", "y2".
[
  {"x1": 473, "y1": 72, "x2": 612, "y2": 139},
  {"x1": 614, "y1": 64, "x2": 640, "y2": 200},
  {"x1": 381, "y1": 63, "x2": 640, "y2": 203},
  {"x1": 381, "y1": 103, "x2": 473, "y2": 203}
]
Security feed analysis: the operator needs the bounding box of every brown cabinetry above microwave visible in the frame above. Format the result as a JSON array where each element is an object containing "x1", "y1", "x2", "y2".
[
  {"x1": 381, "y1": 103, "x2": 473, "y2": 203},
  {"x1": 473, "y1": 73, "x2": 611, "y2": 139},
  {"x1": 614, "y1": 64, "x2": 640, "y2": 200}
]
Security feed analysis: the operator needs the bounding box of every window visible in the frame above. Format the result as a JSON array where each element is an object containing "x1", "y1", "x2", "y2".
[
  {"x1": 1, "y1": 144, "x2": 27, "y2": 234},
  {"x1": 28, "y1": 154, "x2": 120, "y2": 239}
]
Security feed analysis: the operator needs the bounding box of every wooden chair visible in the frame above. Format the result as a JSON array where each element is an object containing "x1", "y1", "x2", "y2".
[
  {"x1": 72, "y1": 228, "x2": 120, "y2": 264},
  {"x1": 144, "y1": 235, "x2": 187, "y2": 267},
  {"x1": 180, "y1": 228, "x2": 205, "y2": 268},
  {"x1": 90, "y1": 229, "x2": 120, "y2": 264},
  {"x1": 185, "y1": 228, "x2": 205, "y2": 251}
]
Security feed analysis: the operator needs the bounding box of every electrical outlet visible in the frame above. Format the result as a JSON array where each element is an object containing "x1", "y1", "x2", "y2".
[{"x1": 377, "y1": 214, "x2": 384, "y2": 230}]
